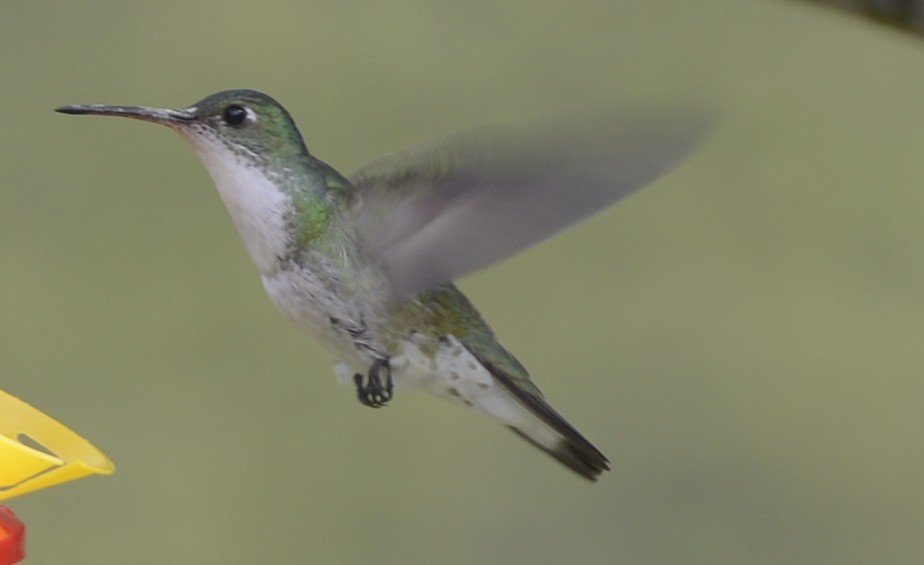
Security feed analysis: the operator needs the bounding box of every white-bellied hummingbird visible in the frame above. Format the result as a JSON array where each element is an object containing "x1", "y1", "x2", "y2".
[{"x1": 57, "y1": 90, "x2": 710, "y2": 480}]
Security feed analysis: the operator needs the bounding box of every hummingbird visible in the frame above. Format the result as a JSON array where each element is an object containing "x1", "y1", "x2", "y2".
[{"x1": 56, "y1": 90, "x2": 708, "y2": 481}]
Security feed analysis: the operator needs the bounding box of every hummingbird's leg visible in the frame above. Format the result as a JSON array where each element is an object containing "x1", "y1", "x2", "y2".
[{"x1": 353, "y1": 357, "x2": 393, "y2": 408}]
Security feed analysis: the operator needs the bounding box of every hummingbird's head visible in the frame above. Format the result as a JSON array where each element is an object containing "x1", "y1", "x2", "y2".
[
  {"x1": 57, "y1": 90, "x2": 324, "y2": 274},
  {"x1": 56, "y1": 89, "x2": 312, "y2": 167}
]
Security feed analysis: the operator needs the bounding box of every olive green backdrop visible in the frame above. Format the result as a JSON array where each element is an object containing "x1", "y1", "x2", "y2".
[{"x1": 2, "y1": 1, "x2": 923, "y2": 563}]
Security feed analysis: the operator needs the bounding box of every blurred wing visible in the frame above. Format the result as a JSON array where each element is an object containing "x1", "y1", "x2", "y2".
[{"x1": 347, "y1": 110, "x2": 714, "y2": 298}]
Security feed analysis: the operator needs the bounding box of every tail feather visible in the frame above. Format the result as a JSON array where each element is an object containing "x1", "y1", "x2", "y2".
[
  {"x1": 507, "y1": 426, "x2": 609, "y2": 481},
  {"x1": 475, "y1": 354, "x2": 610, "y2": 481}
]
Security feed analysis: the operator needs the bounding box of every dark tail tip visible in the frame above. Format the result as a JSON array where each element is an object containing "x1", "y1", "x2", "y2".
[{"x1": 508, "y1": 427, "x2": 610, "y2": 481}]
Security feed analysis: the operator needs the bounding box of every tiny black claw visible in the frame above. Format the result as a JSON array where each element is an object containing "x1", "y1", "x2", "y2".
[{"x1": 354, "y1": 358, "x2": 393, "y2": 408}]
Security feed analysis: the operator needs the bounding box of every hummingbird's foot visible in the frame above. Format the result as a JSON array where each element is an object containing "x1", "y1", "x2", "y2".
[{"x1": 354, "y1": 358, "x2": 393, "y2": 408}]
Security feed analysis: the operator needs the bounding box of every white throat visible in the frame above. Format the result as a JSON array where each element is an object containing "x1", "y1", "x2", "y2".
[{"x1": 187, "y1": 136, "x2": 293, "y2": 274}]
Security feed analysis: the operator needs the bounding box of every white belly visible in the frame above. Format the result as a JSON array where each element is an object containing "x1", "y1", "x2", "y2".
[
  {"x1": 261, "y1": 267, "x2": 384, "y2": 367},
  {"x1": 266, "y1": 270, "x2": 563, "y2": 454}
]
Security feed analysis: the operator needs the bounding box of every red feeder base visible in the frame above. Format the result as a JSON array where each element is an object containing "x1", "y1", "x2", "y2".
[{"x1": 0, "y1": 507, "x2": 24, "y2": 565}]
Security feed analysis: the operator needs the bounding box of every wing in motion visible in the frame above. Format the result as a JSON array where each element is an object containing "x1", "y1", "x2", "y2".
[{"x1": 347, "y1": 110, "x2": 714, "y2": 298}]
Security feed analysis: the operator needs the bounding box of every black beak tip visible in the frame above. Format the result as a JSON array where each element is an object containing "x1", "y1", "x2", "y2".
[{"x1": 55, "y1": 105, "x2": 86, "y2": 115}]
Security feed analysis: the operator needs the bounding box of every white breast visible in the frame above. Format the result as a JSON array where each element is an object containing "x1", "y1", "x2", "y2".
[{"x1": 187, "y1": 136, "x2": 292, "y2": 274}]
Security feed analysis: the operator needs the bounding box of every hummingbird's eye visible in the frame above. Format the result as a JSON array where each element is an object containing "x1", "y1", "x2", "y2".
[{"x1": 221, "y1": 105, "x2": 248, "y2": 127}]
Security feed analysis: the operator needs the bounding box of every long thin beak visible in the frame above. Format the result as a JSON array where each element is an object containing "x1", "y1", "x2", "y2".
[{"x1": 54, "y1": 104, "x2": 195, "y2": 125}]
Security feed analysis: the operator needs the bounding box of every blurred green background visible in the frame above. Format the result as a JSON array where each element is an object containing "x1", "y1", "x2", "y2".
[{"x1": 3, "y1": 1, "x2": 924, "y2": 563}]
